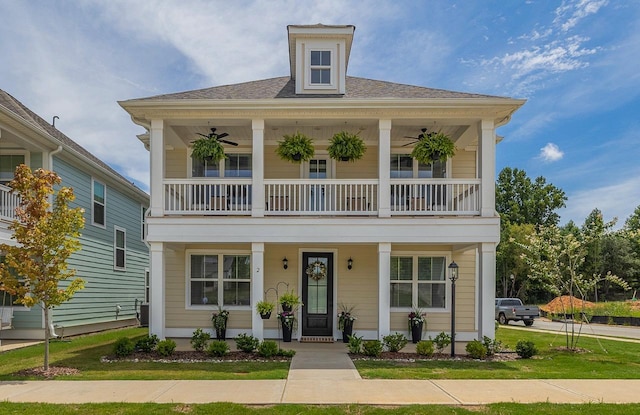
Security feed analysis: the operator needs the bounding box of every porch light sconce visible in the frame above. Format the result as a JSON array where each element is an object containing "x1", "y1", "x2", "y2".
[
  {"x1": 448, "y1": 261, "x2": 459, "y2": 357},
  {"x1": 347, "y1": 257, "x2": 353, "y2": 270},
  {"x1": 282, "y1": 257, "x2": 288, "y2": 270}
]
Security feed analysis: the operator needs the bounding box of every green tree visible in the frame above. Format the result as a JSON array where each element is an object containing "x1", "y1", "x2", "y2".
[
  {"x1": 624, "y1": 205, "x2": 640, "y2": 232},
  {"x1": 519, "y1": 224, "x2": 628, "y2": 350},
  {"x1": 496, "y1": 167, "x2": 567, "y2": 228},
  {"x1": 0, "y1": 165, "x2": 85, "y2": 370},
  {"x1": 581, "y1": 208, "x2": 606, "y2": 299}
]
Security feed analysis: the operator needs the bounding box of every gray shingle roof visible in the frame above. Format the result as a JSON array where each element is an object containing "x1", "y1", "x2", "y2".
[
  {"x1": 0, "y1": 88, "x2": 146, "y2": 198},
  {"x1": 128, "y1": 76, "x2": 508, "y2": 101}
]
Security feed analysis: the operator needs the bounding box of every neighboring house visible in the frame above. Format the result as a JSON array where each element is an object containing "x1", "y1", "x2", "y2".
[
  {"x1": 0, "y1": 88, "x2": 150, "y2": 339},
  {"x1": 120, "y1": 24, "x2": 524, "y2": 346}
]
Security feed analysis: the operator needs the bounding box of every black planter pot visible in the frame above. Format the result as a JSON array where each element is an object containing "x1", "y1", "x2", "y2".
[
  {"x1": 281, "y1": 304, "x2": 292, "y2": 312},
  {"x1": 282, "y1": 323, "x2": 292, "y2": 342},
  {"x1": 260, "y1": 312, "x2": 271, "y2": 320},
  {"x1": 411, "y1": 321, "x2": 423, "y2": 343},
  {"x1": 342, "y1": 320, "x2": 354, "y2": 343},
  {"x1": 216, "y1": 328, "x2": 226, "y2": 341},
  {"x1": 292, "y1": 153, "x2": 302, "y2": 161},
  {"x1": 340, "y1": 156, "x2": 351, "y2": 162}
]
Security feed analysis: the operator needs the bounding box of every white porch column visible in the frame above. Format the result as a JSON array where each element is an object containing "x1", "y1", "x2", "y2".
[
  {"x1": 479, "y1": 242, "x2": 497, "y2": 339},
  {"x1": 251, "y1": 242, "x2": 265, "y2": 340},
  {"x1": 479, "y1": 119, "x2": 496, "y2": 217},
  {"x1": 149, "y1": 242, "x2": 165, "y2": 339},
  {"x1": 252, "y1": 119, "x2": 265, "y2": 217},
  {"x1": 378, "y1": 242, "x2": 391, "y2": 339},
  {"x1": 378, "y1": 119, "x2": 392, "y2": 218},
  {"x1": 150, "y1": 119, "x2": 165, "y2": 217}
]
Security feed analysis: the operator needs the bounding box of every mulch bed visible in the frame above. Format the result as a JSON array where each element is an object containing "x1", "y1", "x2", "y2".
[
  {"x1": 350, "y1": 351, "x2": 519, "y2": 362},
  {"x1": 14, "y1": 366, "x2": 80, "y2": 379},
  {"x1": 101, "y1": 350, "x2": 293, "y2": 363}
]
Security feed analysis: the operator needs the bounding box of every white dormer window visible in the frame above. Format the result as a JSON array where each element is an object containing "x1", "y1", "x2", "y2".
[{"x1": 310, "y1": 50, "x2": 331, "y2": 84}]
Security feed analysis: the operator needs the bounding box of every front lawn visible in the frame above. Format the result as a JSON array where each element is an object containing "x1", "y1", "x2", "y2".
[
  {"x1": 354, "y1": 327, "x2": 640, "y2": 379},
  {"x1": 0, "y1": 327, "x2": 289, "y2": 380}
]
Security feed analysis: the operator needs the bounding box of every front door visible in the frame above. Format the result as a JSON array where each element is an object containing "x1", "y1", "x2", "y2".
[{"x1": 301, "y1": 252, "x2": 333, "y2": 336}]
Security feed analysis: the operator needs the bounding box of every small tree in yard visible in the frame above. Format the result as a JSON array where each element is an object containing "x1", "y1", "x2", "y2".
[
  {"x1": 0, "y1": 165, "x2": 85, "y2": 370},
  {"x1": 519, "y1": 222, "x2": 628, "y2": 350}
]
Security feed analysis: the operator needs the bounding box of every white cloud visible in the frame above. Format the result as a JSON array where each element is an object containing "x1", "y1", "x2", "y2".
[
  {"x1": 555, "y1": 0, "x2": 609, "y2": 32},
  {"x1": 539, "y1": 143, "x2": 564, "y2": 162}
]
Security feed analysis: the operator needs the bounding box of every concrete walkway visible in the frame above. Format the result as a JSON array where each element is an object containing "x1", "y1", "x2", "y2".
[{"x1": 1, "y1": 340, "x2": 640, "y2": 405}]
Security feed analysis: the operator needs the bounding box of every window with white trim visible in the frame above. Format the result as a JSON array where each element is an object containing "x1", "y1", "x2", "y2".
[
  {"x1": 141, "y1": 205, "x2": 147, "y2": 241},
  {"x1": 390, "y1": 255, "x2": 447, "y2": 309},
  {"x1": 390, "y1": 154, "x2": 446, "y2": 178},
  {"x1": 114, "y1": 227, "x2": 126, "y2": 270},
  {"x1": 188, "y1": 253, "x2": 251, "y2": 307},
  {"x1": 310, "y1": 50, "x2": 331, "y2": 85},
  {"x1": 191, "y1": 153, "x2": 252, "y2": 178},
  {"x1": 0, "y1": 154, "x2": 26, "y2": 185},
  {"x1": 92, "y1": 179, "x2": 106, "y2": 227}
]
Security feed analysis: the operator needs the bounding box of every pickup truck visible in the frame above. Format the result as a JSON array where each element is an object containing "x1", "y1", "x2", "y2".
[{"x1": 495, "y1": 298, "x2": 539, "y2": 326}]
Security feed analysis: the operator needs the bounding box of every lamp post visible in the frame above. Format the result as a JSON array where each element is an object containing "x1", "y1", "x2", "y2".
[{"x1": 448, "y1": 261, "x2": 459, "y2": 357}]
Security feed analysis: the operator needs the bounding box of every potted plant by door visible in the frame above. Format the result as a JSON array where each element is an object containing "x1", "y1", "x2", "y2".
[
  {"x1": 276, "y1": 131, "x2": 315, "y2": 163},
  {"x1": 256, "y1": 300, "x2": 275, "y2": 319},
  {"x1": 408, "y1": 307, "x2": 426, "y2": 343},
  {"x1": 279, "y1": 291, "x2": 302, "y2": 312},
  {"x1": 327, "y1": 130, "x2": 366, "y2": 162},
  {"x1": 211, "y1": 306, "x2": 229, "y2": 340},
  {"x1": 338, "y1": 304, "x2": 357, "y2": 342},
  {"x1": 410, "y1": 132, "x2": 455, "y2": 164},
  {"x1": 278, "y1": 310, "x2": 296, "y2": 342}
]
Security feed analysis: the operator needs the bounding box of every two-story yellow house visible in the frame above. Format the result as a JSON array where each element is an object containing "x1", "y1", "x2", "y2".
[{"x1": 120, "y1": 24, "x2": 524, "y2": 347}]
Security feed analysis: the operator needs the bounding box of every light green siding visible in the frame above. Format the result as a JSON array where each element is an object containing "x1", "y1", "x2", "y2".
[{"x1": 48, "y1": 157, "x2": 148, "y2": 328}]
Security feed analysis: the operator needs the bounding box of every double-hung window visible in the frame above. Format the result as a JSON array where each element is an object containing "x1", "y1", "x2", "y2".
[
  {"x1": 0, "y1": 154, "x2": 25, "y2": 186},
  {"x1": 188, "y1": 253, "x2": 251, "y2": 307},
  {"x1": 114, "y1": 227, "x2": 126, "y2": 270},
  {"x1": 310, "y1": 50, "x2": 331, "y2": 85},
  {"x1": 92, "y1": 179, "x2": 106, "y2": 227},
  {"x1": 390, "y1": 255, "x2": 447, "y2": 309}
]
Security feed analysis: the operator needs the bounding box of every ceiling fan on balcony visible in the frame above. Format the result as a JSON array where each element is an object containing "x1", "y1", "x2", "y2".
[
  {"x1": 401, "y1": 128, "x2": 435, "y2": 146},
  {"x1": 196, "y1": 127, "x2": 238, "y2": 146}
]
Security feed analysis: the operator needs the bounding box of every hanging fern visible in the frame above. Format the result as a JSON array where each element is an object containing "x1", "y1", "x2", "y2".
[
  {"x1": 410, "y1": 132, "x2": 455, "y2": 164},
  {"x1": 276, "y1": 131, "x2": 315, "y2": 163},
  {"x1": 327, "y1": 131, "x2": 367, "y2": 162},
  {"x1": 191, "y1": 136, "x2": 227, "y2": 162}
]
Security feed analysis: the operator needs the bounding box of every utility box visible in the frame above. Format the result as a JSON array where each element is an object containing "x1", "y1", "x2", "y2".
[{"x1": 139, "y1": 304, "x2": 149, "y2": 327}]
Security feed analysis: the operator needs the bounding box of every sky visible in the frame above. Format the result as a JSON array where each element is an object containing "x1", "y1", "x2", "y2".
[{"x1": 0, "y1": 0, "x2": 638, "y2": 228}]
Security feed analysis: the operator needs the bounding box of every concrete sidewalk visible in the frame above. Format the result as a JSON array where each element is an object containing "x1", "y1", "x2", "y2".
[{"x1": 1, "y1": 379, "x2": 640, "y2": 405}]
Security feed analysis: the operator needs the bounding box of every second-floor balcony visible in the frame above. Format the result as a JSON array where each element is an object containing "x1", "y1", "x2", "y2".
[
  {"x1": 0, "y1": 184, "x2": 20, "y2": 222},
  {"x1": 163, "y1": 178, "x2": 481, "y2": 217}
]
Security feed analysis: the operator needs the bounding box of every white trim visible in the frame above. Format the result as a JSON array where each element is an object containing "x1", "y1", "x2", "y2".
[
  {"x1": 184, "y1": 249, "x2": 253, "y2": 311},
  {"x1": 113, "y1": 226, "x2": 126, "y2": 271},
  {"x1": 91, "y1": 178, "x2": 106, "y2": 228},
  {"x1": 304, "y1": 46, "x2": 337, "y2": 90}
]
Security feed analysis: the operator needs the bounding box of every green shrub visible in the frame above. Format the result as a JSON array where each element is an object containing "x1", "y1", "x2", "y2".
[
  {"x1": 234, "y1": 333, "x2": 260, "y2": 353},
  {"x1": 465, "y1": 339, "x2": 488, "y2": 359},
  {"x1": 416, "y1": 340, "x2": 434, "y2": 357},
  {"x1": 432, "y1": 331, "x2": 451, "y2": 354},
  {"x1": 362, "y1": 340, "x2": 383, "y2": 357},
  {"x1": 382, "y1": 332, "x2": 408, "y2": 352},
  {"x1": 113, "y1": 337, "x2": 135, "y2": 357},
  {"x1": 482, "y1": 336, "x2": 502, "y2": 356},
  {"x1": 156, "y1": 339, "x2": 177, "y2": 357},
  {"x1": 515, "y1": 340, "x2": 538, "y2": 359},
  {"x1": 207, "y1": 340, "x2": 230, "y2": 357},
  {"x1": 257, "y1": 340, "x2": 279, "y2": 358},
  {"x1": 190, "y1": 328, "x2": 211, "y2": 352},
  {"x1": 347, "y1": 334, "x2": 363, "y2": 354},
  {"x1": 135, "y1": 334, "x2": 159, "y2": 353},
  {"x1": 277, "y1": 349, "x2": 296, "y2": 358}
]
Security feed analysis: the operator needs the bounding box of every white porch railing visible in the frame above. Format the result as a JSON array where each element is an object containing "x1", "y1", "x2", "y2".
[
  {"x1": 164, "y1": 179, "x2": 252, "y2": 215},
  {"x1": 0, "y1": 184, "x2": 20, "y2": 221},
  {"x1": 161, "y1": 179, "x2": 481, "y2": 216},
  {"x1": 264, "y1": 179, "x2": 378, "y2": 215},
  {"x1": 390, "y1": 179, "x2": 481, "y2": 215}
]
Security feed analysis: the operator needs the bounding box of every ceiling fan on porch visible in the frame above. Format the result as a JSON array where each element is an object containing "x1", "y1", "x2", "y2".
[
  {"x1": 402, "y1": 128, "x2": 435, "y2": 146},
  {"x1": 196, "y1": 127, "x2": 238, "y2": 146}
]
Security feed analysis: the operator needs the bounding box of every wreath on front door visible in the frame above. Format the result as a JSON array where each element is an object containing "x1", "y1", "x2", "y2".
[{"x1": 306, "y1": 260, "x2": 327, "y2": 281}]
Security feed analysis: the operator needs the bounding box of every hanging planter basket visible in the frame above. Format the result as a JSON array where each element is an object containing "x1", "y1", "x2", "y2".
[
  {"x1": 327, "y1": 130, "x2": 366, "y2": 162},
  {"x1": 276, "y1": 131, "x2": 315, "y2": 164},
  {"x1": 410, "y1": 132, "x2": 455, "y2": 164},
  {"x1": 191, "y1": 136, "x2": 227, "y2": 163}
]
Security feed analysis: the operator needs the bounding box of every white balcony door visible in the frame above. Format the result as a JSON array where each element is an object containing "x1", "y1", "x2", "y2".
[{"x1": 306, "y1": 158, "x2": 330, "y2": 211}]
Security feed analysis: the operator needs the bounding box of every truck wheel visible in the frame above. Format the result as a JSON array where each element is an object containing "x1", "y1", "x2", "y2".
[
  {"x1": 524, "y1": 320, "x2": 534, "y2": 327},
  {"x1": 498, "y1": 313, "x2": 508, "y2": 325}
]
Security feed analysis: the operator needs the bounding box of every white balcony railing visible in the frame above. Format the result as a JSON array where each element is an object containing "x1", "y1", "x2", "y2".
[
  {"x1": 164, "y1": 179, "x2": 252, "y2": 215},
  {"x1": 0, "y1": 184, "x2": 20, "y2": 221},
  {"x1": 265, "y1": 179, "x2": 378, "y2": 215},
  {"x1": 390, "y1": 179, "x2": 481, "y2": 215},
  {"x1": 161, "y1": 179, "x2": 481, "y2": 216}
]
